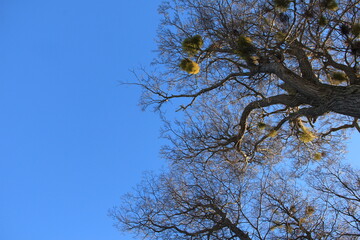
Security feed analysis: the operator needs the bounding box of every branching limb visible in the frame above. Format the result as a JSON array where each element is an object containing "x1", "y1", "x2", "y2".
[
  {"x1": 322, "y1": 118, "x2": 360, "y2": 136},
  {"x1": 322, "y1": 51, "x2": 359, "y2": 85},
  {"x1": 255, "y1": 62, "x2": 324, "y2": 99},
  {"x1": 235, "y1": 94, "x2": 305, "y2": 146},
  {"x1": 288, "y1": 41, "x2": 319, "y2": 84},
  {"x1": 234, "y1": 79, "x2": 266, "y2": 99},
  {"x1": 137, "y1": 72, "x2": 249, "y2": 110},
  {"x1": 352, "y1": 119, "x2": 360, "y2": 133},
  {"x1": 249, "y1": 106, "x2": 328, "y2": 158},
  {"x1": 209, "y1": 203, "x2": 252, "y2": 240}
]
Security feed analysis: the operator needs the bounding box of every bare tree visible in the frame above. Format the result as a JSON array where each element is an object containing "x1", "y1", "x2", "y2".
[
  {"x1": 111, "y1": 155, "x2": 360, "y2": 239},
  {"x1": 112, "y1": 0, "x2": 360, "y2": 239}
]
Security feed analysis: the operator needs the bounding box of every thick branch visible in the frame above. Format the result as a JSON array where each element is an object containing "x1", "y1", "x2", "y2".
[
  {"x1": 322, "y1": 123, "x2": 356, "y2": 137},
  {"x1": 255, "y1": 62, "x2": 325, "y2": 99},
  {"x1": 289, "y1": 42, "x2": 319, "y2": 83},
  {"x1": 210, "y1": 203, "x2": 252, "y2": 240},
  {"x1": 327, "y1": 86, "x2": 360, "y2": 118}
]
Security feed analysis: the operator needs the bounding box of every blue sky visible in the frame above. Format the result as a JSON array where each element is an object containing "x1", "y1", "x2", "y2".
[
  {"x1": 0, "y1": 1, "x2": 359, "y2": 240},
  {"x1": 0, "y1": 0, "x2": 163, "y2": 239}
]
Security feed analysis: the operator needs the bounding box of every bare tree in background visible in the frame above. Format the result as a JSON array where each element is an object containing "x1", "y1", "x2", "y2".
[
  {"x1": 111, "y1": 0, "x2": 360, "y2": 239},
  {"x1": 112, "y1": 157, "x2": 360, "y2": 239}
]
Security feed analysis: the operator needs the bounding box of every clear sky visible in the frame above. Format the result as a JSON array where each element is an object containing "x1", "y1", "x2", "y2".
[
  {"x1": 0, "y1": 1, "x2": 358, "y2": 240},
  {"x1": 0, "y1": 0, "x2": 163, "y2": 239}
]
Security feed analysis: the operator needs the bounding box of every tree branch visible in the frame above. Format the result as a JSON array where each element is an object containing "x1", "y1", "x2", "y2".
[
  {"x1": 235, "y1": 94, "x2": 304, "y2": 146},
  {"x1": 249, "y1": 106, "x2": 328, "y2": 159},
  {"x1": 288, "y1": 41, "x2": 319, "y2": 84}
]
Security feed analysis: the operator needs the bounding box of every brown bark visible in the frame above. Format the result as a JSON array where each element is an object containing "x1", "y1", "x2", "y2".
[
  {"x1": 254, "y1": 62, "x2": 360, "y2": 119},
  {"x1": 326, "y1": 86, "x2": 360, "y2": 118}
]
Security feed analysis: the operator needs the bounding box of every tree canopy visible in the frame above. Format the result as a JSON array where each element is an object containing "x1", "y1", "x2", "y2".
[{"x1": 111, "y1": 0, "x2": 360, "y2": 239}]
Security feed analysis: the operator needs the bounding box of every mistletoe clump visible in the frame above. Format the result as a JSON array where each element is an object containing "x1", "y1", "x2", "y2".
[
  {"x1": 268, "y1": 129, "x2": 278, "y2": 138},
  {"x1": 235, "y1": 35, "x2": 256, "y2": 58},
  {"x1": 182, "y1": 35, "x2": 203, "y2": 56},
  {"x1": 321, "y1": 0, "x2": 338, "y2": 11},
  {"x1": 318, "y1": 15, "x2": 328, "y2": 26},
  {"x1": 299, "y1": 130, "x2": 316, "y2": 143},
  {"x1": 351, "y1": 40, "x2": 360, "y2": 55},
  {"x1": 305, "y1": 206, "x2": 315, "y2": 216},
  {"x1": 352, "y1": 23, "x2": 360, "y2": 37},
  {"x1": 313, "y1": 152, "x2": 323, "y2": 160},
  {"x1": 273, "y1": 0, "x2": 291, "y2": 11},
  {"x1": 257, "y1": 122, "x2": 267, "y2": 130},
  {"x1": 180, "y1": 58, "x2": 200, "y2": 74},
  {"x1": 330, "y1": 72, "x2": 348, "y2": 85}
]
